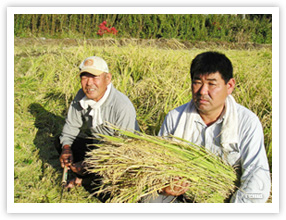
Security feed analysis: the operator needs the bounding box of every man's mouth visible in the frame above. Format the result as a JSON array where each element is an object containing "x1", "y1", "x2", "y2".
[
  {"x1": 199, "y1": 99, "x2": 209, "y2": 103},
  {"x1": 86, "y1": 88, "x2": 96, "y2": 92},
  {"x1": 195, "y1": 96, "x2": 210, "y2": 104}
]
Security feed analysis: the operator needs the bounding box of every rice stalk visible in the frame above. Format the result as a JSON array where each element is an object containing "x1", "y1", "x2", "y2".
[{"x1": 84, "y1": 129, "x2": 237, "y2": 203}]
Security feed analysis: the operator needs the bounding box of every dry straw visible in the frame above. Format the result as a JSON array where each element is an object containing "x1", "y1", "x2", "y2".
[{"x1": 84, "y1": 128, "x2": 237, "y2": 203}]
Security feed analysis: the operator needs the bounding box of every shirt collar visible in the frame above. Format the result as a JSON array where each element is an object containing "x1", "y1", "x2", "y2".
[{"x1": 194, "y1": 107, "x2": 226, "y2": 126}]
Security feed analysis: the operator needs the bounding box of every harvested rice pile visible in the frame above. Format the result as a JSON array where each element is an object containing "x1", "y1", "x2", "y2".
[{"x1": 85, "y1": 129, "x2": 237, "y2": 203}]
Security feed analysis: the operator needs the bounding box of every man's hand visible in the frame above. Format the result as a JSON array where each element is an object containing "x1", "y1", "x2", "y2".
[
  {"x1": 70, "y1": 161, "x2": 86, "y2": 176},
  {"x1": 60, "y1": 145, "x2": 73, "y2": 168},
  {"x1": 162, "y1": 177, "x2": 190, "y2": 197}
]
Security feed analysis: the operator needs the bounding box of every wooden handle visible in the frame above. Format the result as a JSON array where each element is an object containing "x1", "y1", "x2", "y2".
[{"x1": 62, "y1": 166, "x2": 68, "y2": 186}]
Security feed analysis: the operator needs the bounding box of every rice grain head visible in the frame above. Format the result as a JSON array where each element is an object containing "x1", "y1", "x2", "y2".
[{"x1": 84, "y1": 129, "x2": 237, "y2": 203}]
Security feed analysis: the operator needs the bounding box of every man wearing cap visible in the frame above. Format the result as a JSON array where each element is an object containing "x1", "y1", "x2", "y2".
[{"x1": 57, "y1": 56, "x2": 139, "y2": 189}]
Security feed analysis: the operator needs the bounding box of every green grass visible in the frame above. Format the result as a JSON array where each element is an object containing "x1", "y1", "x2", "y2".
[
  {"x1": 14, "y1": 38, "x2": 272, "y2": 203},
  {"x1": 14, "y1": 14, "x2": 272, "y2": 44}
]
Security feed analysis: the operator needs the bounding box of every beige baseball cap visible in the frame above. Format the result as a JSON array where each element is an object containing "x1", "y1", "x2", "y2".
[{"x1": 79, "y1": 56, "x2": 109, "y2": 76}]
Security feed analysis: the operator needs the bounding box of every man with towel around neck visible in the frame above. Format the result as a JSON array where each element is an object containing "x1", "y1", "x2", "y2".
[
  {"x1": 56, "y1": 56, "x2": 139, "y2": 190},
  {"x1": 148, "y1": 51, "x2": 271, "y2": 203}
]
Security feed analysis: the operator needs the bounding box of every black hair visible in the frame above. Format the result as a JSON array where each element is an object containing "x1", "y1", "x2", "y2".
[
  {"x1": 190, "y1": 51, "x2": 233, "y2": 84},
  {"x1": 80, "y1": 72, "x2": 87, "y2": 78},
  {"x1": 80, "y1": 72, "x2": 108, "y2": 78}
]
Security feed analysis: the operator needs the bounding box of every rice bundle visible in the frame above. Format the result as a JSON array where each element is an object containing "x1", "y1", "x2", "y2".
[{"x1": 85, "y1": 129, "x2": 237, "y2": 203}]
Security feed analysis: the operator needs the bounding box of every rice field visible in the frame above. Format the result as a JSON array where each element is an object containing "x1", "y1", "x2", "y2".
[{"x1": 13, "y1": 37, "x2": 272, "y2": 203}]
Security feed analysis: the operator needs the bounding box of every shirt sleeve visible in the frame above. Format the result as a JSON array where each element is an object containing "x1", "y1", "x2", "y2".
[
  {"x1": 230, "y1": 116, "x2": 271, "y2": 203},
  {"x1": 115, "y1": 103, "x2": 140, "y2": 132},
  {"x1": 59, "y1": 101, "x2": 83, "y2": 146},
  {"x1": 158, "y1": 111, "x2": 175, "y2": 136}
]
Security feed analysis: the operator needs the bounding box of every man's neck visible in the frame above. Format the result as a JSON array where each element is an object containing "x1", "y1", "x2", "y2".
[{"x1": 199, "y1": 106, "x2": 225, "y2": 127}]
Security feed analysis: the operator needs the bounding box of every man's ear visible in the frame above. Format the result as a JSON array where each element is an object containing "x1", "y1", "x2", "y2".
[
  {"x1": 106, "y1": 72, "x2": 112, "y2": 83},
  {"x1": 227, "y1": 78, "x2": 235, "y2": 95}
]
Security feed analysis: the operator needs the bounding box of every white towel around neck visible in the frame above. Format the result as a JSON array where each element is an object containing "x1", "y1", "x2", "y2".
[
  {"x1": 173, "y1": 95, "x2": 238, "y2": 153},
  {"x1": 79, "y1": 83, "x2": 112, "y2": 127}
]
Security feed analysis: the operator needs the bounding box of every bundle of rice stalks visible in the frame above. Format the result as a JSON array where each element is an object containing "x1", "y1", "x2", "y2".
[{"x1": 85, "y1": 129, "x2": 237, "y2": 203}]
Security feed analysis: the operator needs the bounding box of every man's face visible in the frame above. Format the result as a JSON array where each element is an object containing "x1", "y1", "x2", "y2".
[
  {"x1": 80, "y1": 72, "x2": 112, "y2": 102},
  {"x1": 191, "y1": 72, "x2": 235, "y2": 117}
]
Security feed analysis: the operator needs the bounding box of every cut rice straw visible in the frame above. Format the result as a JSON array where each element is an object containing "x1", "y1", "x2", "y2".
[{"x1": 84, "y1": 127, "x2": 237, "y2": 203}]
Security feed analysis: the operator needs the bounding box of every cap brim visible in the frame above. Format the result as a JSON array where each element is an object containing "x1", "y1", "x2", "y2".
[{"x1": 78, "y1": 67, "x2": 105, "y2": 76}]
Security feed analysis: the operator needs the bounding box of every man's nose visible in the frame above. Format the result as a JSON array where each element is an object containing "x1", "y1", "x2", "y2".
[
  {"x1": 199, "y1": 84, "x2": 208, "y2": 95},
  {"x1": 86, "y1": 77, "x2": 93, "y2": 85}
]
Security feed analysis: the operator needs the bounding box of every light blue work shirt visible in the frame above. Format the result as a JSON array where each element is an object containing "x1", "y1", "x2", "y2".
[{"x1": 158, "y1": 101, "x2": 271, "y2": 203}]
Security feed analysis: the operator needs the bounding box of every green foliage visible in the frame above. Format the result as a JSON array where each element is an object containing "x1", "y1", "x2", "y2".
[{"x1": 14, "y1": 14, "x2": 272, "y2": 44}]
